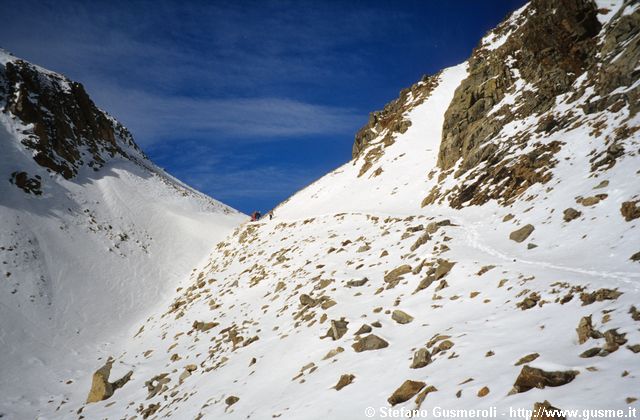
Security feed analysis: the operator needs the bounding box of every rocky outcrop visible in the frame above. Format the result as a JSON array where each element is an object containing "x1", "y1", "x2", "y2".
[
  {"x1": 439, "y1": 0, "x2": 601, "y2": 173},
  {"x1": 387, "y1": 380, "x2": 425, "y2": 406},
  {"x1": 0, "y1": 52, "x2": 143, "y2": 179},
  {"x1": 353, "y1": 74, "x2": 440, "y2": 159},
  {"x1": 352, "y1": 74, "x2": 441, "y2": 177},
  {"x1": 511, "y1": 365, "x2": 578, "y2": 393},
  {"x1": 86, "y1": 358, "x2": 133, "y2": 403}
]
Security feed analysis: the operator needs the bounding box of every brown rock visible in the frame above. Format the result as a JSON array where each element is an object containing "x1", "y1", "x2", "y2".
[
  {"x1": 384, "y1": 265, "x2": 412, "y2": 287},
  {"x1": 563, "y1": 208, "x2": 581, "y2": 222},
  {"x1": 352, "y1": 334, "x2": 389, "y2": 352},
  {"x1": 414, "y1": 385, "x2": 438, "y2": 409},
  {"x1": 435, "y1": 259, "x2": 456, "y2": 280},
  {"x1": 477, "y1": 386, "x2": 490, "y2": 397},
  {"x1": 621, "y1": 200, "x2": 640, "y2": 221},
  {"x1": 410, "y1": 348, "x2": 432, "y2": 369},
  {"x1": 391, "y1": 310, "x2": 414, "y2": 324},
  {"x1": 387, "y1": 380, "x2": 426, "y2": 406},
  {"x1": 225, "y1": 395, "x2": 239, "y2": 407},
  {"x1": 510, "y1": 224, "x2": 535, "y2": 243},
  {"x1": 576, "y1": 315, "x2": 602, "y2": 344},
  {"x1": 532, "y1": 400, "x2": 566, "y2": 419},
  {"x1": 322, "y1": 318, "x2": 349, "y2": 340},
  {"x1": 512, "y1": 366, "x2": 578, "y2": 393},
  {"x1": 86, "y1": 358, "x2": 133, "y2": 403},
  {"x1": 580, "y1": 288, "x2": 622, "y2": 305},
  {"x1": 346, "y1": 278, "x2": 368, "y2": 287},
  {"x1": 354, "y1": 324, "x2": 372, "y2": 335},
  {"x1": 515, "y1": 353, "x2": 540, "y2": 366},
  {"x1": 334, "y1": 374, "x2": 355, "y2": 390}
]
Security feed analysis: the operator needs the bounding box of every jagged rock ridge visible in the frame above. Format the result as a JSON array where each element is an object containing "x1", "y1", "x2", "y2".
[{"x1": 0, "y1": 50, "x2": 142, "y2": 179}]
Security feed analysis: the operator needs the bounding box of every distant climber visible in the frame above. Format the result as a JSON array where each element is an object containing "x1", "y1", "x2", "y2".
[{"x1": 250, "y1": 211, "x2": 262, "y2": 221}]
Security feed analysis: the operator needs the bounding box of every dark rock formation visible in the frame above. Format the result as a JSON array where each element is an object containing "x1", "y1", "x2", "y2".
[{"x1": 0, "y1": 54, "x2": 143, "y2": 179}]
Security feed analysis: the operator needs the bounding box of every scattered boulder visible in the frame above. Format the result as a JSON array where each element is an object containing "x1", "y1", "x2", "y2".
[
  {"x1": 579, "y1": 348, "x2": 601, "y2": 358},
  {"x1": 86, "y1": 358, "x2": 133, "y2": 403},
  {"x1": 562, "y1": 208, "x2": 582, "y2": 222},
  {"x1": 515, "y1": 353, "x2": 540, "y2": 366},
  {"x1": 145, "y1": 373, "x2": 171, "y2": 399},
  {"x1": 414, "y1": 385, "x2": 437, "y2": 409},
  {"x1": 603, "y1": 329, "x2": 627, "y2": 353},
  {"x1": 299, "y1": 294, "x2": 317, "y2": 307},
  {"x1": 391, "y1": 310, "x2": 414, "y2": 324},
  {"x1": 192, "y1": 321, "x2": 218, "y2": 332},
  {"x1": 387, "y1": 380, "x2": 426, "y2": 406},
  {"x1": 346, "y1": 278, "x2": 368, "y2": 287},
  {"x1": 621, "y1": 200, "x2": 640, "y2": 221},
  {"x1": 354, "y1": 324, "x2": 372, "y2": 335},
  {"x1": 477, "y1": 386, "x2": 490, "y2": 397},
  {"x1": 580, "y1": 194, "x2": 607, "y2": 206},
  {"x1": 410, "y1": 348, "x2": 432, "y2": 369},
  {"x1": 352, "y1": 334, "x2": 389, "y2": 352},
  {"x1": 562, "y1": 207, "x2": 582, "y2": 222},
  {"x1": 322, "y1": 318, "x2": 349, "y2": 340},
  {"x1": 384, "y1": 265, "x2": 412, "y2": 288},
  {"x1": 511, "y1": 366, "x2": 578, "y2": 393},
  {"x1": 631, "y1": 252, "x2": 640, "y2": 262},
  {"x1": 627, "y1": 344, "x2": 640, "y2": 353},
  {"x1": 225, "y1": 395, "x2": 239, "y2": 408},
  {"x1": 334, "y1": 374, "x2": 355, "y2": 390},
  {"x1": 576, "y1": 315, "x2": 602, "y2": 344},
  {"x1": 580, "y1": 289, "x2": 622, "y2": 305},
  {"x1": 517, "y1": 292, "x2": 541, "y2": 310},
  {"x1": 532, "y1": 400, "x2": 566, "y2": 419},
  {"x1": 435, "y1": 259, "x2": 456, "y2": 280},
  {"x1": 509, "y1": 224, "x2": 535, "y2": 243},
  {"x1": 410, "y1": 232, "x2": 431, "y2": 251},
  {"x1": 10, "y1": 171, "x2": 42, "y2": 195},
  {"x1": 322, "y1": 347, "x2": 344, "y2": 360},
  {"x1": 630, "y1": 306, "x2": 640, "y2": 321}
]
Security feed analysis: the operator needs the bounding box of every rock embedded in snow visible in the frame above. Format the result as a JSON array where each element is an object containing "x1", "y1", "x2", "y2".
[
  {"x1": 580, "y1": 288, "x2": 622, "y2": 305},
  {"x1": 410, "y1": 348, "x2": 432, "y2": 369},
  {"x1": 434, "y1": 259, "x2": 455, "y2": 280},
  {"x1": 511, "y1": 366, "x2": 578, "y2": 394},
  {"x1": 532, "y1": 400, "x2": 566, "y2": 420},
  {"x1": 354, "y1": 324, "x2": 372, "y2": 335},
  {"x1": 514, "y1": 353, "x2": 539, "y2": 366},
  {"x1": 391, "y1": 310, "x2": 414, "y2": 324},
  {"x1": 334, "y1": 374, "x2": 355, "y2": 390},
  {"x1": 322, "y1": 318, "x2": 349, "y2": 340},
  {"x1": 384, "y1": 264, "x2": 412, "y2": 287},
  {"x1": 621, "y1": 200, "x2": 640, "y2": 221},
  {"x1": 576, "y1": 315, "x2": 602, "y2": 344},
  {"x1": 86, "y1": 358, "x2": 132, "y2": 403},
  {"x1": 562, "y1": 208, "x2": 582, "y2": 222},
  {"x1": 346, "y1": 278, "x2": 368, "y2": 287},
  {"x1": 387, "y1": 380, "x2": 426, "y2": 406},
  {"x1": 477, "y1": 386, "x2": 490, "y2": 397},
  {"x1": 352, "y1": 334, "x2": 389, "y2": 352},
  {"x1": 509, "y1": 224, "x2": 535, "y2": 243}
]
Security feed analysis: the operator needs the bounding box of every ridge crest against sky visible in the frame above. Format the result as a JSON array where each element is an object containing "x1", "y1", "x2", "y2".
[{"x1": 0, "y1": 0, "x2": 526, "y2": 213}]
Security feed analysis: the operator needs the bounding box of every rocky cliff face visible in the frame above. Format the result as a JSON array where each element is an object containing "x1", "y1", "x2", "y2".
[
  {"x1": 0, "y1": 51, "x2": 142, "y2": 180},
  {"x1": 351, "y1": 0, "x2": 639, "y2": 210},
  {"x1": 352, "y1": 73, "x2": 440, "y2": 177}
]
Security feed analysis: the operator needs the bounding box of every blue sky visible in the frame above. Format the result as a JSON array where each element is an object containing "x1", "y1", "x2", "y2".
[{"x1": 0, "y1": 0, "x2": 526, "y2": 214}]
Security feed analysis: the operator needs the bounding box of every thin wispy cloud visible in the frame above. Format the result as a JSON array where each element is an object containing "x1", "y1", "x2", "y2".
[{"x1": 96, "y1": 90, "x2": 361, "y2": 147}]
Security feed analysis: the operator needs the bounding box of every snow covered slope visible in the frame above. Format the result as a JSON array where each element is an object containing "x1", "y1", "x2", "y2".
[
  {"x1": 0, "y1": 50, "x2": 245, "y2": 417},
  {"x1": 5, "y1": 0, "x2": 640, "y2": 419}
]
